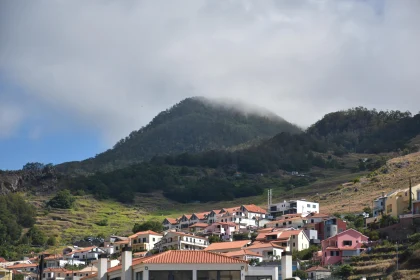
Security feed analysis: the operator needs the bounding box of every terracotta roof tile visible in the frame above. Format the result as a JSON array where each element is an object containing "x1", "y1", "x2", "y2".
[
  {"x1": 165, "y1": 218, "x2": 178, "y2": 225},
  {"x1": 189, "y1": 223, "x2": 209, "y2": 228},
  {"x1": 247, "y1": 241, "x2": 285, "y2": 249},
  {"x1": 80, "y1": 273, "x2": 98, "y2": 280},
  {"x1": 204, "y1": 240, "x2": 251, "y2": 251},
  {"x1": 132, "y1": 250, "x2": 247, "y2": 264},
  {"x1": 107, "y1": 265, "x2": 122, "y2": 273},
  {"x1": 128, "y1": 230, "x2": 163, "y2": 239},
  {"x1": 223, "y1": 249, "x2": 262, "y2": 258},
  {"x1": 242, "y1": 204, "x2": 267, "y2": 214},
  {"x1": 305, "y1": 266, "x2": 330, "y2": 272},
  {"x1": 193, "y1": 212, "x2": 210, "y2": 220},
  {"x1": 6, "y1": 263, "x2": 38, "y2": 269}
]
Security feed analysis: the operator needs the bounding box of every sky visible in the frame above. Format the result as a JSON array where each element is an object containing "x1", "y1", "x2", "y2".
[{"x1": 0, "y1": 0, "x2": 420, "y2": 170}]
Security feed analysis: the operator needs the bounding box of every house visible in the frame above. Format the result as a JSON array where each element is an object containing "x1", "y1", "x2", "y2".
[
  {"x1": 204, "y1": 240, "x2": 251, "y2": 253},
  {"x1": 190, "y1": 212, "x2": 210, "y2": 224},
  {"x1": 162, "y1": 218, "x2": 179, "y2": 231},
  {"x1": 188, "y1": 223, "x2": 209, "y2": 233},
  {"x1": 255, "y1": 229, "x2": 310, "y2": 252},
  {"x1": 372, "y1": 192, "x2": 388, "y2": 217},
  {"x1": 217, "y1": 204, "x2": 267, "y2": 228},
  {"x1": 96, "y1": 248, "x2": 283, "y2": 280},
  {"x1": 0, "y1": 267, "x2": 12, "y2": 280},
  {"x1": 178, "y1": 214, "x2": 193, "y2": 229},
  {"x1": 266, "y1": 216, "x2": 308, "y2": 229},
  {"x1": 270, "y1": 200, "x2": 319, "y2": 217},
  {"x1": 246, "y1": 242, "x2": 284, "y2": 261},
  {"x1": 64, "y1": 247, "x2": 105, "y2": 263},
  {"x1": 5, "y1": 263, "x2": 38, "y2": 273},
  {"x1": 204, "y1": 222, "x2": 237, "y2": 241},
  {"x1": 305, "y1": 266, "x2": 331, "y2": 279},
  {"x1": 384, "y1": 184, "x2": 420, "y2": 218},
  {"x1": 321, "y1": 229, "x2": 368, "y2": 265},
  {"x1": 222, "y1": 249, "x2": 263, "y2": 262},
  {"x1": 44, "y1": 254, "x2": 86, "y2": 268},
  {"x1": 128, "y1": 231, "x2": 162, "y2": 252},
  {"x1": 315, "y1": 216, "x2": 347, "y2": 240},
  {"x1": 153, "y1": 232, "x2": 209, "y2": 252},
  {"x1": 207, "y1": 210, "x2": 222, "y2": 224}
]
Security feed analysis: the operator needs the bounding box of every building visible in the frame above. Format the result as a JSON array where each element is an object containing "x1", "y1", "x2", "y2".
[
  {"x1": 0, "y1": 267, "x2": 12, "y2": 280},
  {"x1": 5, "y1": 264, "x2": 38, "y2": 273},
  {"x1": 162, "y1": 218, "x2": 179, "y2": 231},
  {"x1": 246, "y1": 242, "x2": 284, "y2": 261},
  {"x1": 190, "y1": 212, "x2": 210, "y2": 224},
  {"x1": 204, "y1": 222, "x2": 237, "y2": 241},
  {"x1": 305, "y1": 266, "x2": 331, "y2": 279},
  {"x1": 315, "y1": 216, "x2": 347, "y2": 240},
  {"x1": 266, "y1": 216, "x2": 308, "y2": 229},
  {"x1": 204, "y1": 240, "x2": 251, "y2": 253},
  {"x1": 321, "y1": 229, "x2": 368, "y2": 266},
  {"x1": 270, "y1": 200, "x2": 319, "y2": 217},
  {"x1": 188, "y1": 223, "x2": 209, "y2": 234},
  {"x1": 217, "y1": 205, "x2": 267, "y2": 229},
  {"x1": 88, "y1": 247, "x2": 283, "y2": 280},
  {"x1": 384, "y1": 185, "x2": 420, "y2": 218},
  {"x1": 64, "y1": 247, "x2": 106, "y2": 263},
  {"x1": 372, "y1": 192, "x2": 388, "y2": 217},
  {"x1": 128, "y1": 231, "x2": 162, "y2": 252},
  {"x1": 153, "y1": 232, "x2": 209, "y2": 252},
  {"x1": 222, "y1": 249, "x2": 263, "y2": 262},
  {"x1": 255, "y1": 229, "x2": 310, "y2": 252}
]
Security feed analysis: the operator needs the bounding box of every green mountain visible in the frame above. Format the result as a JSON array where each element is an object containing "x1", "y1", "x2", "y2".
[{"x1": 56, "y1": 97, "x2": 301, "y2": 174}]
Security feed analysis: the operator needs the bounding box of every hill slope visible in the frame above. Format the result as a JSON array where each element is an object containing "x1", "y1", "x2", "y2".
[{"x1": 57, "y1": 97, "x2": 301, "y2": 174}]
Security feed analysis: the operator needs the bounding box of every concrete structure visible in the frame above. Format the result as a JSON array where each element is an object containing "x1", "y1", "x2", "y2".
[
  {"x1": 64, "y1": 247, "x2": 106, "y2": 262},
  {"x1": 305, "y1": 266, "x2": 331, "y2": 279},
  {"x1": 281, "y1": 252, "x2": 292, "y2": 280},
  {"x1": 270, "y1": 200, "x2": 319, "y2": 218},
  {"x1": 153, "y1": 232, "x2": 209, "y2": 252},
  {"x1": 321, "y1": 229, "x2": 368, "y2": 266},
  {"x1": 315, "y1": 217, "x2": 347, "y2": 241},
  {"x1": 128, "y1": 231, "x2": 162, "y2": 252}
]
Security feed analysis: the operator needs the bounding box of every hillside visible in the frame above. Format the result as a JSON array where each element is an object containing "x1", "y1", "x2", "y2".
[{"x1": 56, "y1": 97, "x2": 301, "y2": 174}]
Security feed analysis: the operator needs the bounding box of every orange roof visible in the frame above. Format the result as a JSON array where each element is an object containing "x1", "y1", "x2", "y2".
[
  {"x1": 80, "y1": 273, "x2": 98, "y2": 280},
  {"x1": 212, "y1": 222, "x2": 237, "y2": 227},
  {"x1": 44, "y1": 254, "x2": 63, "y2": 260},
  {"x1": 212, "y1": 209, "x2": 222, "y2": 214},
  {"x1": 222, "y1": 206, "x2": 240, "y2": 213},
  {"x1": 107, "y1": 265, "x2": 122, "y2": 273},
  {"x1": 277, "y1": 230, "x2": 302, "y2": 239},
  {"x1": 66, "y1": 246, "x2": 97, "y2": 255},
  {"x1": 242, "y1": 204, "x2": 267, "y2": 214},
  {"x1": 128, "y1": 230, "x2": 162, "y2": 239},
  {"x1": 308, "y1": 213, "x2": 330, "y2": 218},
  {"x1": 113, "y1": 240, "x2": 129, "y2": 245},
  {"x1": 6, "y1": 263, "x2": 38, "y2": 269},
  {"x1": 44, "y1": 268, "x2": 70, "y2": 273},
  {"x1": 189, "y1": 223, "x2": 209, "y2": 228},
  {"x1": 132, "y1": 250, "x2": 247, "y2": 264},
  {"x1": 184, "y1": 214, "x2": 192, "y2": 219},
  {"x1": 0, "y1": 258, "x2": 7, "y2": 263},
  {"x1": 223, "y1": 249, "x2": 262, "y2": 258},
  {"x1": 248, "y1": 241, "x2": 285, "y2": 249},
  {"x1": 193, "y1": 212, "x2": 210, "y2": 219},
  {"x1": 204, "y1": 240, "x2": 251, "y2": 251},
  {"x1": 306, "y1": 266, "x2": 330, "y2": 272},
  {"x1": 258, "y1": 228, "x2": 274, "y2": 233},
  {"x1": 165, "y1": 218, "x2": 178, "y2": 225}
]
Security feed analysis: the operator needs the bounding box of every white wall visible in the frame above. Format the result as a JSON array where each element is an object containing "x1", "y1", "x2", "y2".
[
  {"x1": 246, "y1": 266, "x2": 278, "y2": 280},
  {"x1": 296, "y1": 200, "x2": 319, "y2": 214}
]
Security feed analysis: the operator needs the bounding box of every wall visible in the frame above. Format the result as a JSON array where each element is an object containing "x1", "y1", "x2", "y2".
[{"x1": 246, "y1": 266, "x2": 278, "y2": 280}]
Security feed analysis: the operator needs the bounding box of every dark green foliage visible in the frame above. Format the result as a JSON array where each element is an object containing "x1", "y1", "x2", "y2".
[
  {"x1": 26, "y1": 226, "x2": 47, "y2": 246},
  {"x1": 96, "y1": 219, "x2": 108, "y2": 226},
  {"x1": 292, "y1": 245, "x2": 321, "y2": 260},
  {"x1": 233, "y1": 233, "x2": 251, "y2": 241},
  {"x1": 47, "y1": 190, "x2": 75, "y2": 209},
  {"x1": 293, "y1": 270, "x2": 307, "y2": 278},
  {"x1": 132, "y1": 220, "x2": 163, "y2": 233},
  {"x1": 333, "y1": 264, "x2": 354, "y2": 279},
  {"x1": 0, "y1": 193, "x2": 36, "y2": 246},
  {"x1": 379, "y1": 214, "x2": 398, "y2": 228},
  {"x1": 47, "y1": 236, "x2": 57, "y2": 246},
  {"x1": 57, "y1": 97, "x2": 301, "y2": 174},
  {"x1": 208, "y1": 235, "x2": 222, "y2": 244}
]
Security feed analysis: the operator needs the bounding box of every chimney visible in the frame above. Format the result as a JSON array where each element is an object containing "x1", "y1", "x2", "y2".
[
  {"x1": 121, "y1": 247, "x2": 132, "y2": 280},
  {"x1": 98, "y1": 254, "x2": 108, "y2": 280},
  {"x1": 281, "y1": 251, "x2": 292, "y2": 280}
]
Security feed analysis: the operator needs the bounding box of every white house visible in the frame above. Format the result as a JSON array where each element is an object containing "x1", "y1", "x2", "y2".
[
  {"x1": 128, "y1": 231, "x2": 162, "y2": 252},
  {"x1": 204, "y1": 222, "x2": 237, "y2": 241},
  {"x1": 5, "y1": 263, "x2": 38, "y2": 273},
  {"x1": 64, "y1": 247, "x2": 106, "y2": 262},
  {"x1": 255, "y1": 229, "x2": 310, "y2": 252},
  {"x1": 153, "y1": 232, "x2": 209, "y2": 252},
  {"x1": 217, "y1": 204, "x2": 267, "y2": 228},
  {"x1": 162, "y1": 218, "x2": 179, "y2": 231},
  {"x1": 270, "y1": 199, "x2": 319, "y2": 217}
]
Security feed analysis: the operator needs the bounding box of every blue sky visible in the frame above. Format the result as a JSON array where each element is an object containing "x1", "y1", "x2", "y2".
[{"x1": 1, "y1": 0, "x2": 419, "y2": 170}]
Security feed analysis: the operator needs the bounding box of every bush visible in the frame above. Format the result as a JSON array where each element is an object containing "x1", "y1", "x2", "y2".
[
  {"x1": 208, "y1": 235, "x2": 221, "y2": 244},
  {"x1": 47, "y1": 236, "x2": 57, "y2": 246},
  {"x1": 27, "y1": 226, "x2": 47, "y2": 246},
  {"x1": 47, "y1": 190, "x2": 75, "y2": 209},
  {"x1": 409, "y1": 233, "x2": 420, "y2": 244},
  {"x1": 132, "y1": 220, "x2": 163, "y2": 233},
  {"x1": 96, "y1": 219, "x2": 108, "y2": 226}
]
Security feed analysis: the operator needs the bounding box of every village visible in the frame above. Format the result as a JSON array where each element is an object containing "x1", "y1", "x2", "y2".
[{"x1": 1, "y1": 183, "x2": 420, "y2": 280}]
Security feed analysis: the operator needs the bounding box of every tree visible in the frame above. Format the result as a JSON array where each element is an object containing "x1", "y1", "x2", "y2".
[
  {"x1": 47, "y1": 190, "x2": 75, "y2": 209},
  {"x1": 333, "y1": 264, "x2": 354, "y2": 279},
  {"x1": 379, "y1": 214, "x2": 398, "y2": 228},
  {"x1": 132, "y1": 220, "x2": 163, "y2": 233},
  {"x1": 27, "y1": 226, "x2": 47, "y2": 246},
  {"x1": 47, "y1": 236, "x2": 57, "y2": 246},
  {"x1": 208, "y1": 235, "x2": 221, "y2": 244},
  {"x1": 293, "y1": 270, "x2": 307, "y2": 279}
]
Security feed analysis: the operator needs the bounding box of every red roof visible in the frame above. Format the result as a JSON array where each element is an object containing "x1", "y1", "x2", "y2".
[
  {"x1": 66, "y1": 246, "x2": 97, "y2": 255},
  {"x1": 247, "y1": 241, "x2": 285, "y2": 249},
  {"x1": 132, "y1": 250, "x2": 247, "y2": 264},
  {"x1": 242, "y1": 204, "x2": 267, "y2": 214},
  {"x1": 223, "y1": 249, "x2": 262, "y2": 258},
  {"x1": 306, "y1": 266, "x2": 330, "y2": 272},
  {"x1": 107, "y1": 265, "x2": 122, "y2": 273},
  {"x1": 80, "y1": 273, "x2": 98, "y2": 280},
  {"x1": 193, "y1": 212, "x2": 210, "y2": 219},
  {"x1": 204, "y1": 240, "x2": 251, "y2": 251},
  {"x1": 189, "y1": 223, "x2": 209, "y2": 228},
  {"x1": 6, "y1": 263, "x2": 38, "y2": 269},
  {"x1": 0, "y1": 258, "x2": 7, "y2": 263},
  {"x1": 128, "y1": 230, "x2": 162, "y2": 239},
  {"x1": 165, "y1": 218, "x2": 178, "y2": 225}
]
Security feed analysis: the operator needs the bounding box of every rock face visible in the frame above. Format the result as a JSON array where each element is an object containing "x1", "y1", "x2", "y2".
[{"x1": 0, "y1": 168, "x2": 59, "y2": 195}]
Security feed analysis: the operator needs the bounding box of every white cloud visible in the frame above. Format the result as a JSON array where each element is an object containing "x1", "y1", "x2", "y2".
[
  {"x1": 0, "y1": 103, "x2": 24, "y2": 138},
  {"x1": 0, "y1": 0, "x2": 419, "y2": 143}
]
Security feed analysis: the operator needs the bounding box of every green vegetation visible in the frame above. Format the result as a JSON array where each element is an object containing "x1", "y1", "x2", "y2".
[
  {"x1": 132, "y1": 220, "x2": 163, "y2": 233},
  {"x1": 26, "y1": 226, "x2": 47, "y2": 246},
  {"x1": 293, "y1": 270, "x2": 307, "y2": 279},
  {"x1": 48, "y1": 190, "x2": 76, "y2": 209},
  {"x1": 292, "y1": 245, "x2": 320, "y2": 260},
  {"x1": 333, "y1": 264, "x2": 354, "y2": 279},
  {"x1": 57, "y1": 97, "x2": 301, "y2": 174}
]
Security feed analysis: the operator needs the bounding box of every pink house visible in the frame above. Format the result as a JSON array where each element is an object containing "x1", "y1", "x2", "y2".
[
  {"x1": 321, "y1": 229, "x2": 368, "y2": 265},
  {"x1": 204, "y1": 222, "x2": 237, "y2": 241}
]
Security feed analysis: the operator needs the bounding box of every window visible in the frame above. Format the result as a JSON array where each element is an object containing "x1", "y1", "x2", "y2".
[
  {"x1": 43, "y1": 274, "x2": 45, "y2": 278},
  {"x1": 307, "y1": 204, "x2": 310, "y2": 207},
  {"x1": 335, "y1": 251, "x2": 340, "y2": 256},
  {"x1": 343, "y1": 240, "x2": 352, "y2": 246},
  {"x1": 330, "y1": 251, "x2": 334, "y2": 256},
  {"x1": 324, "y1": 252, "x2": 327, "y2": 257},
  {"x1": 311, "y1": 219, "x2": 314, "y2": 223},
  {"x1": 288, "y1": 221, "x2": 291, "y2": 224},
  {"x1": 136, "y1": 272, "x2": 143, "y2": 280},
  {"x1": 143, "y1": 237, "x2": 147, "y2": 243},
  {"x1": 313, "y1": 205, "x2": 316, "y2": 208},
  {"x1": 58, "y1": 274, "x2": 61, "y2": 277},
  {"x1": 48, "y1": 273, "x2": 51, "y2": 278},
  {"x1": 149, "y1": 270, "x2": 192, "y2": 280},
  {"x1": 293, "y1": 242, "x2": 296, "y2": 247},
  {"x1": 153, "y1": 238, "x2": 155, "y2": 242}
]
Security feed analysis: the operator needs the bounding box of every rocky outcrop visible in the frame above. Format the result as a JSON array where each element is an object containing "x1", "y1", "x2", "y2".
[{"x1": 0, "y1": 167, "x2": 59, "y2": 195}]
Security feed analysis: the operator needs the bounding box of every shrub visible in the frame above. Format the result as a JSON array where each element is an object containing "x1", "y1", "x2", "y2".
[
  {"x1": 132, "y1": 220, "x2": 163, "y2": 233},
  {"x1": 47, "y1": 190, "x2": 75, "y2": 209},
  {"x1": 96, "y1": 219, "x2": 108, "y2": 226}
]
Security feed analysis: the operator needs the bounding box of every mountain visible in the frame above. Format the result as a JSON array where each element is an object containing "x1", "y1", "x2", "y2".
[{"x1": 56, "y1": 97, "x2": 301, "y2": 174}]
